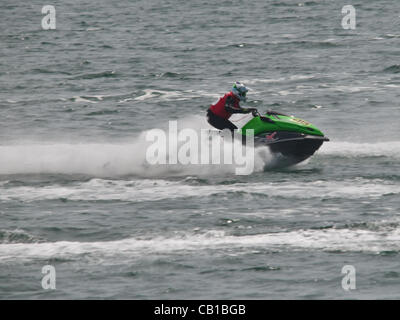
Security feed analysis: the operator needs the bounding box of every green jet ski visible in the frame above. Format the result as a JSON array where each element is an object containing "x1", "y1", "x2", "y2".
[{"x1": 239, "y1": 110, "x2": 329, "y2": 165}]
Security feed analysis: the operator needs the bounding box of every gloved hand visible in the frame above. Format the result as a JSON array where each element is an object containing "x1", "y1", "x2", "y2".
[{"x1": 246, "y1": 108, "x2": 258, "y2": 117}]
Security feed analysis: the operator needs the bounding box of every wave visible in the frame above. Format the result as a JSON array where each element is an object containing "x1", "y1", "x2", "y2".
[
  {"x1": 1, "y1": 224, "x2": 399, "y2": 263},
  {"x1": 0, "y1": 229, "x2": 45, "y2": 244},
  {"x1": 155, "y1": 71, "x2": 188, "y2": 79},
  {"x1": 382, "y1": 65, "x2": 400, "y2": 74},
  {"x1": 242, "y1": 74, "x2": 317, "y2": 85},
  {"x1": 70, "y1": 95, "x2": 107, "y2": 104},
  {"x1": 134, "y1": 89, "x2": 219, "y2": 101},
  {"x1": 85, "y1": 109, "x2": 120, "y2": 116},
  {"x1": 271, "y1": 1, "x2": 319, "y2": 7},
  {"x1": 319, "y1": 141, "x2": 400, "y2": 158},
  {"x1": 0, "y1": 177, "x2": 398, "y2": 203},
  {"x1": 71, "y1": 70, "x2": 118, "y2": 80}
]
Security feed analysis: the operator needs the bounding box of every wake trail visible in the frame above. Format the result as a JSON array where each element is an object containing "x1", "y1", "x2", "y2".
[{"x1": 0, "y1": 115, "x2": 271, "y2": 177}]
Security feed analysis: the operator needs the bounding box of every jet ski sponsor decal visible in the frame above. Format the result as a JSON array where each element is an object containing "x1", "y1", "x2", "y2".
[
  {"x1": 266, "y1": 132, "x2": 277, "y2": 141},
  {"x1": 291, "y1": 118, "x2": 311, "y2": 126}
]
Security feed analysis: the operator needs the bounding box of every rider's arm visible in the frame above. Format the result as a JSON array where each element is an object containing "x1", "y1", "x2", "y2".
[{"x1": 225, "y1": 96, "x2": 251, "y2": 114}]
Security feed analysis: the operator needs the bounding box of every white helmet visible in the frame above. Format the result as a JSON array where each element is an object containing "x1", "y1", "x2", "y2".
[{"x1": 232, "y1": 81, "x2": 249, "y2": 102}]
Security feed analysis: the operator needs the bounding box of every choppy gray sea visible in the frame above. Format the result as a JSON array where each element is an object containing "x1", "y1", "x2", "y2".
[{"x1": 1, "y1": 0, "x2": 400, "y2": 299}]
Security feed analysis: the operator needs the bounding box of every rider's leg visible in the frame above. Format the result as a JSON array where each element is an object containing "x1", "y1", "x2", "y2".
[{"x1": 207, "y1": 110, "x2": 237, "y2": 132}]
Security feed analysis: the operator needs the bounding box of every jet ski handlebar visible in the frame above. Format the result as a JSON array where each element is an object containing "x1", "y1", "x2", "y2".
[
  {"x1": 251, "y1": 109, "x2": 260, "y2": 117},
  {"x1": 250, "y1": 109, "x2": 275, "y2": 123}
]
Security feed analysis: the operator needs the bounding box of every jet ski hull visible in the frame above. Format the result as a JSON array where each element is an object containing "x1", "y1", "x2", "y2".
[{"x1": 254, "y1": 131, "x2": 329, "y2": 164}]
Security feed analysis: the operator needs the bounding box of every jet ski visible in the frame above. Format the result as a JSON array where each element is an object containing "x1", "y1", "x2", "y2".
[{"x1": 239, "y1": 110, "x2": 329, "y2": 165}]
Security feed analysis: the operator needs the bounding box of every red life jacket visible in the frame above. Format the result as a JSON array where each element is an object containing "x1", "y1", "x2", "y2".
[{"x1": 209, "y1": 92, "x2": 240, "y2": 120}]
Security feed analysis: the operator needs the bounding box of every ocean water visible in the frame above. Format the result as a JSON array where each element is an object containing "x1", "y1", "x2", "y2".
[{"x1": 1, "y1": 0, "x2": 400, "y2": 299}]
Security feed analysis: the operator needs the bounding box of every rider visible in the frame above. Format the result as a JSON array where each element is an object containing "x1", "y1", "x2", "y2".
[{"x1": 207, "y1": 82, "x2": 257, "y2": 132}]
